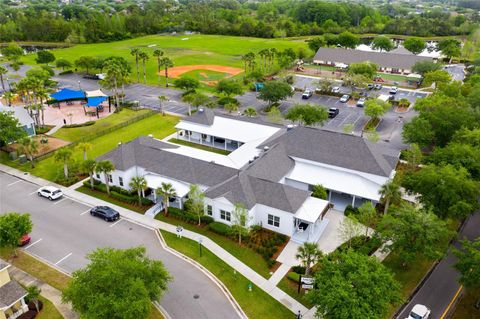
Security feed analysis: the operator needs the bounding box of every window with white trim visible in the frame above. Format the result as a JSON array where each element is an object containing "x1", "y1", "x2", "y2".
[
  {"x1": 268, "y1": 214, "x2": 280, "y2": 227},
  {"x1": 206, "y1": 205, "x2": 213, "y2": 216},
  {"x1": 220, "y1": 210, "x2": 231, "y2": 222},
  {"x1": 118, "y1": 177, "x2": 124, "y2": 186},
  {"x1": 108, "y1": 174, "x2": 113, "y2": 183},
  {"x1": 96, "y1": 173, "x2": 100, "y2": 179}
]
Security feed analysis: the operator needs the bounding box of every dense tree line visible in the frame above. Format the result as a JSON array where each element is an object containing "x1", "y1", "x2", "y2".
[{"x1": 0, "y1": 0, "x2": 476, "y2": 43}]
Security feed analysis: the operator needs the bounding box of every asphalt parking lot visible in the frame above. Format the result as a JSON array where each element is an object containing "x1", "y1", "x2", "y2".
[{"x1": 0, "y1": 172, "x2": 240, "y2": 319}]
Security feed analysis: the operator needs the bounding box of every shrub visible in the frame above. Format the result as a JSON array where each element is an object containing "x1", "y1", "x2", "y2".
[
  {"x1": 59, "y1": 70, "x2": 73, "y2": 75},
  {"x1": 63, "y1": 121, "x2": 95, "y2": 128},
  {"x1": 344, "y1": 204, "x2": 360, "y2": 217},
  {"x1": 336, "y1": 235, "x2": 382, "y2": 256},
  {"x1": 291, "y1": 265, "x2": 306, "y2": 274},
  {"x1": 110, "y1": 191, "x2": 135, "y2": 204},
  {"x1": 287, "y1": 271, "x2": 301, "y2": 282},
  {"x1": 217, "y1": 96, "x2": 238, "y2": 106},
  {"x1": 208, "y1": 222, "x2": 231, "y2": 236},
  {"x1": 200, "y1": 215, "x2": 214, "y2": 224}
]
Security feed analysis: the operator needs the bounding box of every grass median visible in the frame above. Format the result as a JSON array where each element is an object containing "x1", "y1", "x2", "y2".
[{"x1": 160, "y1": 230, "x2": 293, "y2": 319}]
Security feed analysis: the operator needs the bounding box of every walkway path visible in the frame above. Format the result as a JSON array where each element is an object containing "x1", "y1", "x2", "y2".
[
  {"x1": 0, "y1": 163, "x2": 313, "y2": 318},
  {"x1": 4, "y1": 261, "x2": 78, "y2": 319}
]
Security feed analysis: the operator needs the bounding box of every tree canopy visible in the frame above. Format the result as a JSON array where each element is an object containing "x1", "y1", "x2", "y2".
[
  {"x1": 0, "y1": 212, "x2": 33, "y2": 253},
  {"x1": 284, "y1": 103, "x2": 328, "y2": 126},
  {"x1": 0, "y1": 112, "x2": 27, "y2": 145},
  {"x1": 62, "y1": 247, "x2": 171, "y2": 319},
  {"x1": 258, "y1": 81, "x2": 293, "y2": 107},
  {"x1": 347, "y1": 62, "x2": 378, "y2": 79},
  {"x1": 35, "y1": 50, "x2": 56, "y2": 64},
  {"x1": 403, "y1": 37, "x2": 426, "y2": 55},
  {"x1": 363, "y1": 99, "x2": 390, "y2": 121},
  {"x1": 454, "y1": 239, "x2": 480, "y2": 289},
  {"x1": 412, "y1": 61, "x2": 442, "y2": 75},
  {"x1": 216, "y1": 79, "x2": 243, "y2": 97},
  {"x1": 372, "y1": 36, "x2": 394, "y2": 52},
  {"x1": 174, "y1": 77, "x2": 200, "y2": 93},
  {"x1": 308, "y1": 250, "x2": 401, "y2": 319}
]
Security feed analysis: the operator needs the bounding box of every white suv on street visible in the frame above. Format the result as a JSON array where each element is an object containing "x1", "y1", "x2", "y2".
[
  {"x1": 406, "y1": 304, "x2": 431, "y2": 319},
  {"x1": 37, "y1": 186, "x2": 63, "y2": 201}
]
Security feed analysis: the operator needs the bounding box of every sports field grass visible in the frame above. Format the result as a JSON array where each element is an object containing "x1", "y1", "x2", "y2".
[
  {"x1": 22, "y1": 34, "x2": 311, "y2": 84},
  {"x1": 182, "y1": 69, "x2": 230, "y2": 81}
]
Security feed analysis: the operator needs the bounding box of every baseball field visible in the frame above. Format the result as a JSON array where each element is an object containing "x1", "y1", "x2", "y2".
[{"x1": 23, "y1": 34, "x2": 311, "y2": 85}]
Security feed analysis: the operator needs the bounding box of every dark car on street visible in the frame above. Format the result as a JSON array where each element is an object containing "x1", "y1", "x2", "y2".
[
  {"x1": 328, "y1": 108, "x2": 339, "y2": 118},
  {"x1": 90, "y1": 206, "x2": 120, "y2": 222}
]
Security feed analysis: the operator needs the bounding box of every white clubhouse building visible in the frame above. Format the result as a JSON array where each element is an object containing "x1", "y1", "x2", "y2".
[{"x1": 97, "y1": 109, "x2": 399, "y2": 243}]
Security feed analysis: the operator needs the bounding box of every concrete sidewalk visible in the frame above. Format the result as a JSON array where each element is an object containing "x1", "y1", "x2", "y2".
[
  {"x1": 0, "y1": 163, "x2": 313, "y2": 318},
  {"x1": 4, "y1": 262, "x2": 78, "y2": 319}
]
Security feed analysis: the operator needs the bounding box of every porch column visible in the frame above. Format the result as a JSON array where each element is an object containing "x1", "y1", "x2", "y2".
[
  {"x1": 225, "y1": 139, "x2": 227, "y2": 150},
  {"x1": 200, "y1": 135, "x2": 203, "y2": 145},
  {"x1": 352, "y1": 195, "x2": 356, "y2": 207},
  {"x1": 188, "y1": 131, "x2": 191, "y2": 141},
  {"x1": 153, "y1": 190, "x2": 157, "y2": 203},
  {"x1": 328, "y1": 190, "x2": 332, "y2": 202},
  {"x1": 176, "y1": 129, "x2": 179, "y2": 139}
]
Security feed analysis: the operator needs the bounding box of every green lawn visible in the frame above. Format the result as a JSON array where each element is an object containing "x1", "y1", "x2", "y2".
[
  {"x1": 182, "y1": 69, "x2": 230, "y2": 81},
  {"x1": 0, "y1": 112, "x2": 179, "y2": 183},
  {"x1": 155, "y1": 214, "x2": 272, "y2": 278},
  {"x1": 168, "y1": 138, "x2": 231, "y2": 155},
  {"x1": 21, "y1": 34, "x2": 311, "y2": 85},
  {"x1": 376, "y1": 73, "x2": 409, "y2": 82},
  {"x1": 160, "y1": 230, "x2": 293, "y2": 319},
  {"x1": 52, "y1": 108, "x2": 152, "y2": 142}
]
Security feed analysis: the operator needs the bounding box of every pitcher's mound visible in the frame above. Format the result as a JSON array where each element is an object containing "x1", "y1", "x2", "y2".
[{"x1": 167, "y1": 65, "x2": 243, "y2": 78}]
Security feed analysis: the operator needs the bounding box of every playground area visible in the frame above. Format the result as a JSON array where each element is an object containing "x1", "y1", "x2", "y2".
[{"x1": 43, "y1": 102, "x2": 112, "y2": 126}]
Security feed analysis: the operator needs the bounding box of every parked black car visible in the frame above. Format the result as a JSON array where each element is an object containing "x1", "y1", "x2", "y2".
[
  {"x1": 90, "y1": 206, "x2": 120, "y2": 222},
  {"x1": 328, "y1": 107, "x2": 339, "y2": 118}
]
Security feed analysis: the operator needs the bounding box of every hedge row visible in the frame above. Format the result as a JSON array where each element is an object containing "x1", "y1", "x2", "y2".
[
  {"x1": 208, "y1": 221, "x2": 231, "y2": 236},
  {"x1": 82, "y1": 180, "x2": 152, "y2": 206}
]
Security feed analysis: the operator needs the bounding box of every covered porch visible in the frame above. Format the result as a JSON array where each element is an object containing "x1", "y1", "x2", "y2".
[
  {"x1": 144, "y1": 174, "x2": 190, "y2": 210},
  {"x1": 291, "y1": 197, "x2": 330, "y2": 244},
  {"x1": 176, "y1": 129, "x2": 242, "y2": 151},
  {"x1": 0, "y1": 281, "x2": 28, "y2": 319}
]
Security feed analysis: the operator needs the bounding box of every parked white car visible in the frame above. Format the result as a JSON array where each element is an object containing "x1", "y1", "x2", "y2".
[
  {"x1": 37, "y1": 186, "x2": 63, "y2": 201},
  {"x1": 406, "y1": 304, "x2": 431, "y2": 319},
  {"x1": 390, "y1": 86, "x2": 398, "y2": 94},
  {"x1": 332, "y1": 86, "x2": 340, "y2": 93}
]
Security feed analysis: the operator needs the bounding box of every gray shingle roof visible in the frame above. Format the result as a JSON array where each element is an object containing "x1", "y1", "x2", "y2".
[
  {"x1": 0, "y1": 280, "x2": 27, "y2": 308},
  {"x1": 205, "y1": 172, "x2": 311, "y2": 212},
  {"x1": 183, "y1": 107, "x2": 215, "y2": 126},
  {"x1": 313, "y1": 47, "x2": 433, "y2": 70},
  {"x1": 245, "y1": 143, "x2": 294, "y2": 182},
  {"x1": 97, "y1": 136, "x2": 237, "y2": 187},
  {"x1": 259, "y1": 127, "x2": 399, "y2": 177}
]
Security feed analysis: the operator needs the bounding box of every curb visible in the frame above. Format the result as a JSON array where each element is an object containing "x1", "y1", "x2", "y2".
[{"x1": 154, "y1": 229, "x2": 248, "y2": 319}]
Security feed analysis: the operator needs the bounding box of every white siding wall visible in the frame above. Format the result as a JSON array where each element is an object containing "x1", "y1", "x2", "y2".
[
  {"x1": 252, "y1": 204, "x2": 294, "y2": 237},
  {"x1": 94, "y1": 166, "x2": 145, "y2": 190}
]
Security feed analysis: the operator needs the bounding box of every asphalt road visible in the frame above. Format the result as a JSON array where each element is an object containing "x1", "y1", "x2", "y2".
[
  {"x1": 0, "y1": 172, "x2": 241, "y2": 319},
  {"x1": 396, "y1": 212, "x2": 480, "y2": 319}
]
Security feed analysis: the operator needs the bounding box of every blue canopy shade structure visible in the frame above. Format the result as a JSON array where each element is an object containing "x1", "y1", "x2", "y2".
[
  {"x1": 50, "y1": 88, "x2": 86, "y2": 101},
  {"x1": 86, "y1": 96, "x2": 108, "y2": 107}
]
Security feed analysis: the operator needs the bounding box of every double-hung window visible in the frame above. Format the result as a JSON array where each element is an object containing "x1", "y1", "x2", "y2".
[
  {"x1": 267, "y1": 214, "x2": 280, "y2": 227},
  {"x1": 220, "y1": 210, "x2": 231, "y2": 222},
  {"x1": 206, "y1": 205, "x2": 213, "y2": 216}
]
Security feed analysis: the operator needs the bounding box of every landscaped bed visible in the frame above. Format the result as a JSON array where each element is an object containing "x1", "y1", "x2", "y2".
[
  {"x1": 155, "y1": 208, "x2": 287, "y2": 278},
  {"x1": 277, "y1": 273, "x2": 314, "y2": 308},
  {"x1": 160, "y1": 230, "x2": 293, "y2": 319}
]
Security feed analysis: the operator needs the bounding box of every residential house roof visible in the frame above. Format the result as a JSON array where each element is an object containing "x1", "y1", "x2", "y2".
[
  {"x1": 313, "y1": 47, "x2": 433, "y2": 70},
  {"x1": 0, "y1": 280, "x2": 27, "y2": 309},
  {"x1": 182, "y1": 107, "x2": 215, "y2": 126},
  {"x1": 97, "y1": 136, "x2": 238, "y2": 187},
  {"x1": 259, "y1": 126, "x2": 399, "y2": 177},
  {"x1": 0, "y1": 105, "x2": 34, "y2": 126}
]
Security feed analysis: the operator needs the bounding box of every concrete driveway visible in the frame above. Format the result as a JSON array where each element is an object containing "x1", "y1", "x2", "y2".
[{"x1": 0, "y1": 172, "x2": 241, "y2": 319}]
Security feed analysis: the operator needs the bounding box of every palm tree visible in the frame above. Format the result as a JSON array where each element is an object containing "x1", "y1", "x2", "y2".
[
  {"x1": 36, "y1": 88, "x2": 49, "y2": 127},
  {"x1": 258, "y1": 49, "x2": 269, "y2": 72},
  {"x1": 241, "y1": 52, "x2": 255, "y2": 76},
  {"x1": 156, "y1": 182, "x2": 176, "y2": 216},
  {"x1": 54, "y1": 148, "x2": 73, "y2": 178},
  {"x1": 159, "y1": 57, "x2": 173, "y2": 87},
  {"x1": 18, "y1": 137, "x2": 39, "y2": 168},
  {"x1": 269, "y1": 48, "x2": 278, "y2": 69},
  {"x1": 153, "y1": 49, "x2": 164, "y2": 86},
  {"x1": 82, "y1": 159, "x2": 97, "y2": 190},
  {"x1": 379, "y1": 181, "x2": 401, "y2": 214},
  {"x1": 130, "y1": 48, "x2": 141, "y2": 83},
  {"x1": 26, "y1": 285, "x2": 41, "y2": 312},
  {"x1": 96, "y1": 160, "x2": 115, "y2": 195},
  {"x1": 0, "y1": 65, "x2": 7, "y2": 92},
  {"x1": 102, "y1": 60, "x2": 123, "y2": 109},
  {"x1": 295, "y1": 242, "x2": 323, "y2": 276},
  {"x1": 158, "y1": 95, "x2": 168, "y2": 115},
  {"x1": 129, "y1": 176, "x2": 147, "y2": 206},
  {"x1": 76, "y1": 142, "x2": 92, "y2": 161},
  {"x1": 139, "y1": 51, "x2": 149, "y2": 84}
]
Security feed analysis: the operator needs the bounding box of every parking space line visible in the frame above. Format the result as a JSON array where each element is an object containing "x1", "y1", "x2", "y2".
[
  {"x1": 7, "y1": 180, "x2": 22, "y2": 187},
  {"x1": 80, "y1": 209, "x2": 91, "y2": 215},
  {"x1": 55, "y1": 253, "x2": 72, "y2": 265},
  {"x1": 53, "y1": 198, "x2": 67, "y2": 205},
  {"x1": 24, "y1": 238, "x2": 42, "y2": 250},
  {"x1": 29, "y1": 190, "x2": 38, "y2": 196},
  {"x1": 109, "y1": 219, "x2": 123, "y2": 228}
]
